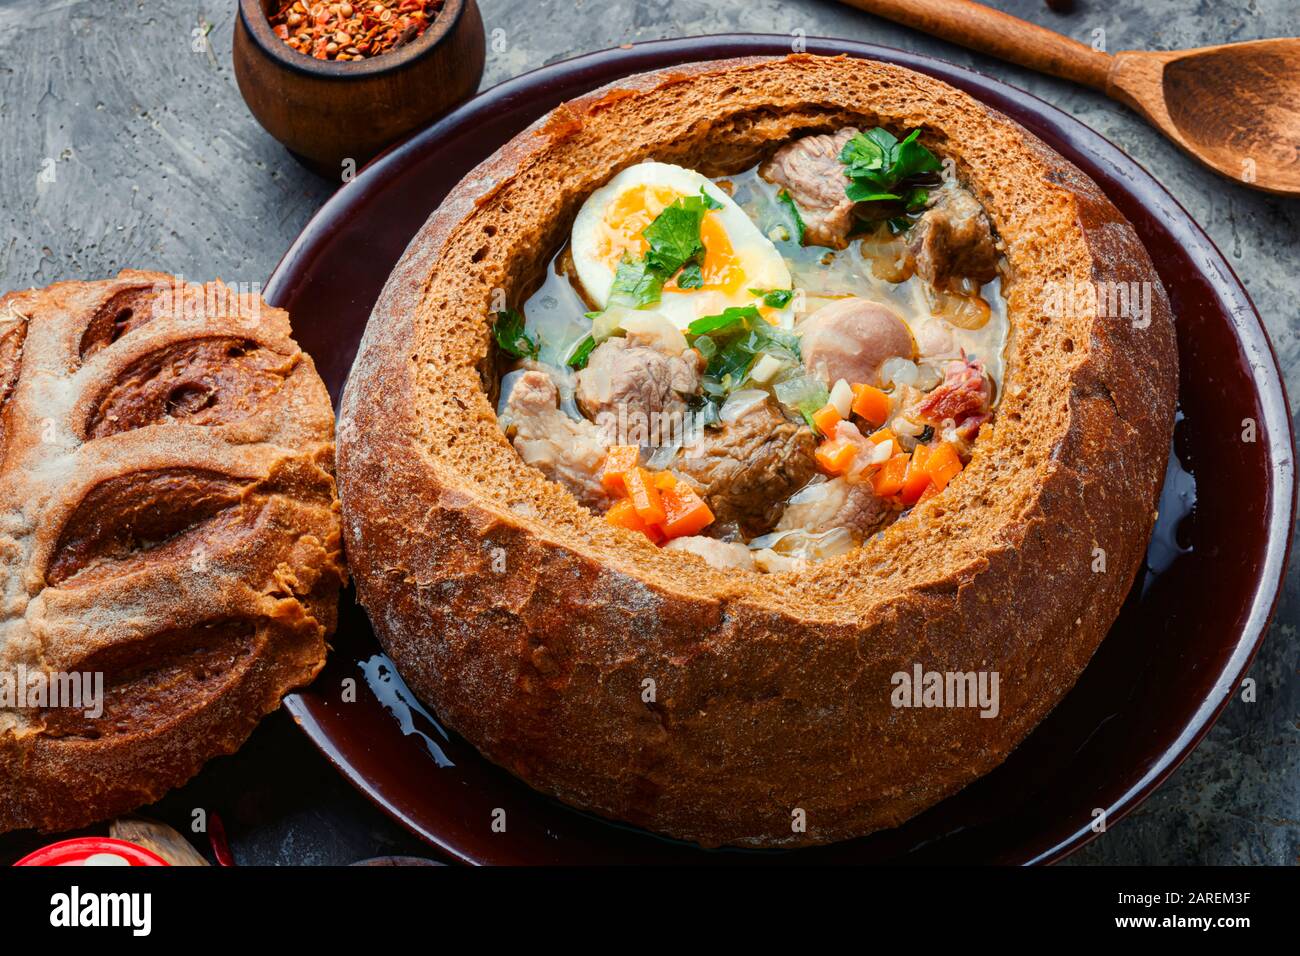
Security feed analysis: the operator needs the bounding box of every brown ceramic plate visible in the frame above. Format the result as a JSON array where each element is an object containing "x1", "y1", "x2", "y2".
[{"x1": 268, "y1": 36, "x2": 1295, "y2": 865}]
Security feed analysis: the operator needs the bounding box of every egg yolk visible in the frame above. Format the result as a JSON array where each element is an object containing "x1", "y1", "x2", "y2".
[
  {"x1": 596, "y1": 185, "x2": 745, "y2": 296},
  {"x1": 596, "y1": 184, "x2": 678, "y2": 267},
  {"x1": 686, "y1": 213, "x2": 743, "y2": 295}
]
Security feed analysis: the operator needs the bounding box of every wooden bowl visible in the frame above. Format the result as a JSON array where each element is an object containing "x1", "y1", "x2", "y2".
[{"x1": 233, "y1": 0, "x2": 485, "y2": 173}]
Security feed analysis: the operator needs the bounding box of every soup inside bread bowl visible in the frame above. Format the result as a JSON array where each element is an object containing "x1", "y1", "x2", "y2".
[{"x1": 336, "y1": 53, "x2": 1177, "y2": 848}]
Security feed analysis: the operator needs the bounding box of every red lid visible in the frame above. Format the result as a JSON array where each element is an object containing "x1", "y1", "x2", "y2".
[{"x1": 14, "y1": 837, "x2": 170, "y2": 867}]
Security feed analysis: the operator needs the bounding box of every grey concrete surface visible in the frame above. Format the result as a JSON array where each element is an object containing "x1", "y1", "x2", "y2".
[{"x1": 0, "y1": 0, "x2": 1294, "y2": 865}]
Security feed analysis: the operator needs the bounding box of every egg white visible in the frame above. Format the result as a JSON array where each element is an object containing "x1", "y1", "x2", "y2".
[{"x1": 570, "y1": 161, "x2": 794, "y2": 331}]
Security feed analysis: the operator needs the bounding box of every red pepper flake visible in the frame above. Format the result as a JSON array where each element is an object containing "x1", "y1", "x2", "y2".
[{"x1": 267, "y1": 0, "x2": 444, "y2": 61}]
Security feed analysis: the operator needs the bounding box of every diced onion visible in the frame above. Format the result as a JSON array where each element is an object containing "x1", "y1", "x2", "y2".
[
  {"x1": 619, "y1": 310, "x2": 688, "y2": 354},
  {"x1": 914, "y1": 363, "x2": 943, "y2": 392},
  {"x1": 829, "y1": 378, "x2": 854, "y2": 418},
  {"x1": 880, "y1": 357, "x2": 919, "y2": 388},
  {"x1": 749, "y1": 353, "x2": 787, "y2": 385},
  {"x1": 719, "y1": 389, "x2": 769, "y2": 424},
  {"x1": 748, "y1": 527, "x2": 855, "y2": 561},
  {"x1": 891, "y1": 416, "x2": 924, "y2": 438},
  {"x1": 644, "y1": 443, "x2": 681, "y2": 470},
  {"x1": 591, "y1": 306, "x2": 627, "y2": 343},
  {"x1": 787, "y1": 476, "x2": 831, "y2": 505}
]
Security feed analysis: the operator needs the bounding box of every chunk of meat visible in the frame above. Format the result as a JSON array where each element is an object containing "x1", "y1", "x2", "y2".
[
  {"x1": 505, "y1": 370, "x2": 610, "y2": 510},
  {"x1": 799, "y1": 298, "x2": 915, "y2": 387},
  {"x1": 676, "y1": 400, "x2": 818, "y2": 536},
  {"x1": 908, "y1": 183, "x2": 999, "y2": 290},
  {"x1": 913, "y1": 356, "x2": 993, "y2": 450},
  {"x1": 760, "y1": 127, "x2": 859, "y2": 248},
  {"x1": 575, "y1": 337, "x2": 703, "y2": 433},
  {"x1": 777, "y1": 476, "x2": 893, "y2": 541},
  {"x1": 664, "y1": 536, "x2": 756, "y2": 570}
]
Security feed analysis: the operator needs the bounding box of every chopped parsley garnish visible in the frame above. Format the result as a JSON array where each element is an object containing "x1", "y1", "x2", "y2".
[
  {"x1": 493, "y1": 308, "x2": 539, "y2": 359},
  {"x1": 565, "y1": 334, "x2": 596, "y2": 370},
  {"x1": 776, "y1": 189, "x2": 806, "y2": 244},
  {"x1": 839, "y1": 128, "x2": 942, "y2": 214},
  {"x1": 686, "y1": 306, "x2": 801, "y2": 394},
  {"x1": 687, "y1": 305, "x2": 761, "y2": 337},
  {"x1": 608, "y1": 254, "x2": 664, "y2": 308},
  {"x1": 641, "y1": 191, "x2": 715, "y2": 280},
  {"x1": 597, "y1": 186, "x2": 722, "y2": 318},
  {"x1": 676, "y1": 262, "x2": 704, "y2": 290},
  {"x1": 749, "y1": 287, "x2": 794, "y2": 309}
]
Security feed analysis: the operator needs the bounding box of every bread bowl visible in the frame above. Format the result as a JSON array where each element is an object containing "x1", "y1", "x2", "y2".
[
  {"x1": 337, "y1": 54, "x2": 1177, "y2": 847},
  {"x1": 0, "y1": 271, "x2": 345, "y2": 834}
]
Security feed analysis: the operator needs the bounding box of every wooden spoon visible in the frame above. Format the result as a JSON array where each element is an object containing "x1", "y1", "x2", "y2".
[{"x1": 836, "y1": 0, "x2": 1300, "y2": 195}]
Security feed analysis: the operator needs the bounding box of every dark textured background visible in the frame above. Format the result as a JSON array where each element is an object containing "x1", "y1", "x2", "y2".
[{"x1": 0, "y1": 0, "x2": 1295, "y2": 865}]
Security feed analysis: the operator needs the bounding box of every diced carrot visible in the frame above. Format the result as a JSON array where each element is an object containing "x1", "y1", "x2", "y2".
[
  {"x1": 605, "y1": 498, "x2": 664, "y2": 543},
  {"x1": 811, "y1": 402, "x2": 843, "y2": 436},
  {"x1": 867, "y1": 427, "x2": 895, "y2": 444},
  {"x1": 917, "y1": 481, "x2": 942, "y2": 504},
  {"x1": 899, "y1": 443, "x2": 932, "y2": 505},
  {"x1": 851, "y1": 383, "x2": 892, "y2": 428},
  {"x1": 624, "y1": 466, "x2": 666, "y2": 525},
  {"x1": 923, "y1": 441, "x2": 963, "y2": 491},
  {"x1": 659, "y1": 483, "x2": 714, "y2": 538},
  {"x1": 815, "y1": 438, "x2": 858, "y2": 475},
  {"x1": 652, "y1": 471, "x2": 678, "y2": 492},
  {"x1": 599, "y1": 445, "x2": 640, "y2": 493},
  {"x1": 871, "y1": 453, "x2": 910, "y2": 497}
]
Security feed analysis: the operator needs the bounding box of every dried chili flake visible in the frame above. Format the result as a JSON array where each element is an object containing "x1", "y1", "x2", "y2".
[{"x1": 268, "y1": 0, "x2": 444, "y2": 61}]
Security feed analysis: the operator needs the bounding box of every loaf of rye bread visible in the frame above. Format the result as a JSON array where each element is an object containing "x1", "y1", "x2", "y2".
[
  {"x1": 337, "y1": 55, "x2": 1178, "y2": 847},
  {"x1": 0, "y1": 271, "x2": 344, "y2": 834}
]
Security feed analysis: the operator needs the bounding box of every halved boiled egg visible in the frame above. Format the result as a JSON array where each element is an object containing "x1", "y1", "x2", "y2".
[{"x1": 570, "y1": 161, "x2": 794, "y2": 331}]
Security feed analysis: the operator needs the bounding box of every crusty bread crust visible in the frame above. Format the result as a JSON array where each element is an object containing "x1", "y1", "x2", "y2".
[
  {"x1": 337, "y1": 55, "x2": 1177, "y2": 847},
  {"x1": 0, "y1": 270, "x2": 345, "y2": 834}
]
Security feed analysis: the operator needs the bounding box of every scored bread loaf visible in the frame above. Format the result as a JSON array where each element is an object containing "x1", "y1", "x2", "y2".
[
  {"x1": 337, "y1": 54, "x2": 1178, "y2": 847},
  {"x1": 0, "y1": 270, "x2": 344, "y2": 834}
]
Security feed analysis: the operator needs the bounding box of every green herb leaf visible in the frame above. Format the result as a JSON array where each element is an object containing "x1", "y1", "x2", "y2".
[
  {"x1": 890, "y1": 130, "x2": 943, "y2": 182},
  {"x1": 776, "y1": 190, "x2": 806, "y2": 244},
  {"x1": 676, "y1": 262, "x2": 704, "y2": 289},
  {"x1": 565, "y1": 334, "x2": 596, "y2": 369},
  {"x1": 839, "y1": 127, "x2": 942, "y2": 224},
  {"x1": 749, "y1": 287, "x2": 795, "y2": 308},
  {"x1": 687, "y1": 305, "x2": 761, "y2": 337},
  {"x1": 493, "y1": 308, "x2": 539, "y2": 359},
  {"x1": 844, "y1": 185, "x2": 903, "y2": 203},
  {"x1": 608, "y1": 254, "x2": 665, "y2": 308},
  {"x1": 642, "y1": 193, "x2": 713, "y2": 278},
  {"x1": 698, "y1": 185, "x2": 724, "y2": 210}
]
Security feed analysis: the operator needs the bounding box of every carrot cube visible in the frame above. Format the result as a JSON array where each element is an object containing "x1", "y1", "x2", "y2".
[
  {"x1": 898, "y1": 444, "x2": 932, "y2": 505},
  {"x1": 659, "y1": 483, "x2": 714, "y2": 538},
  {"x1": 605, "y1": 498, "x2": 664, "y2": 543},
  {"x1": 871, "y1": 453, "x2": 910, "y2": 497},
  {"x1": 811, "y1": 402, "x2": 843, "y2": 437},
  {"x1": 624, "y1": 466, "x2": 666, "y2": 526},
  {"x1": 851, "y1": 384, "x2": 892, "y2": 428},
  {"x1": 599, "y1": 445, "x2": 640, "y2": 493},
  {"x1": 923, "y1": 441, "x2": 963, "y2": 491},
  {"x1": 815, "y1": 438, "x2": 857, "y2": 475}
]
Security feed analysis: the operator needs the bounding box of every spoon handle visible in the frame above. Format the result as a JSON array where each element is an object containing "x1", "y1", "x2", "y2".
[{"x1": 838, "y1": 0, "x2": 1114, "y2": 91}]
